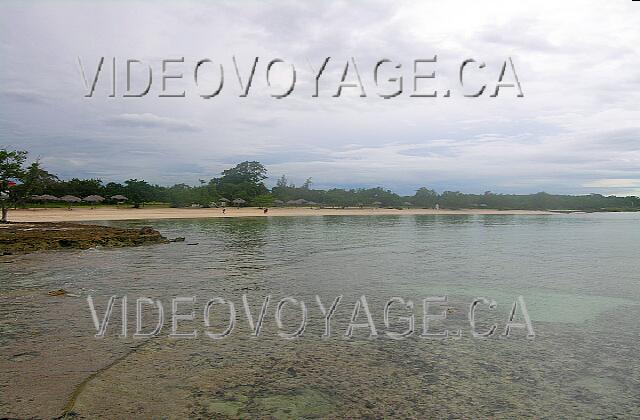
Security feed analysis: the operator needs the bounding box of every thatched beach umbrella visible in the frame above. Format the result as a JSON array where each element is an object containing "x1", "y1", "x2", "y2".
[
  {"x1": 60, "y1": 195, "x2": 81, "y2": 210},
  {"x1": 232, "y1": 198, "x2": 246, "y2": 208},
  {"x1": 39, "y1": 194, "x2": 59, "y2": 201},
  {"x1": 34, "y1": 194, "x2": 59, "y2": 207},
  {"x1": 61, "y1": 195, "x2": 81, "y2": 202},
  {"x1": 111, "y1": 194, "x2": 128, "y2": 202},
  {"x1": 287, "y1": 199, "x2": 308, "y2": 206},
  {"x1": 84, "y1": 195, "x2": 105, "y2": 209},
  {"x1": 83, "y1": 195, "x2": 105, "y2": 203}
]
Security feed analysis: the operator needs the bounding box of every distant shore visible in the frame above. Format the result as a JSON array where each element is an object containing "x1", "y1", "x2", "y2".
[{"x1": 8, "y1": 207, "x2": 559, "y2": 222}]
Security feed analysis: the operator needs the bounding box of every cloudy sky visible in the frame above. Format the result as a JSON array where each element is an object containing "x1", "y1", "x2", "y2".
[{"x1": 1, "y1": 0, "x2": 639, "y2": 195}]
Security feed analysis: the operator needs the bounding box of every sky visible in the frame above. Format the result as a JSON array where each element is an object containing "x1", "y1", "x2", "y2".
[{"x1": 1, "y1": 0, "x2": 639, "y2": 196}]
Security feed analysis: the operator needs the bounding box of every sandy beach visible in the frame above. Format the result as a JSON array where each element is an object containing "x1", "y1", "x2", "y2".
[{"x1": 7, "y1": 207, "x2": 557, "y2": 222}]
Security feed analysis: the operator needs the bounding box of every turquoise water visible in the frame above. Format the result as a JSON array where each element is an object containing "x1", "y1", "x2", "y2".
[{"x1": 1, "y1": 213, "x2": 639, "y2": 417}]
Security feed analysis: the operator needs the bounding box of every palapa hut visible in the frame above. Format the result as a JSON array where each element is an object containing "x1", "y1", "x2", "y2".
[
  {"x1": 286, "y1": 199, "x2": 308, "y2": 206},
  {"x1": 84, "y1": 195, "x2": 105, "y2": 209},
  {"x1": 232, "y1": 198, "x2": 246, "y2": 208},
  {"x1": 32, "y1": 194, "x2": 59, "y2": 207},
  {"x1": 60, "y1": 195, "x2": 81, "y2": 210},
  {"x1": 110, "y1": 194, "x2": 128, "y2": 202},
  {"x1": 39, "y1": 194, "x2": 60, "y2": 202},
  {"x1": 83, "y1": 195, "x2": 105, "y2": 203}
]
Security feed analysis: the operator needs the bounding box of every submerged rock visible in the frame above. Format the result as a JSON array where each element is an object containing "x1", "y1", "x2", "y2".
[{"x1": 47, "y1": 289, "x2": 67, "y2": 296}]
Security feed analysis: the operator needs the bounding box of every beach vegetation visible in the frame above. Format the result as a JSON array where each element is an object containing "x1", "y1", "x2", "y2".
[
  {"x1": 3, "y1": 149, "x2": 638, "y2": 214},
  {"x1": 0, "y1": 148, "x2": 28, "y2": 222},
  {"x1": 212, "y1": 161, "x2": 269, "y2": 202}
]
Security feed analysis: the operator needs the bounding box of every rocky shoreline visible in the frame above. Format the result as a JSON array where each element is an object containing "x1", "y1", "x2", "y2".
[{"x1": 0, "y1": 222, "x2": 169, "y2": 256}]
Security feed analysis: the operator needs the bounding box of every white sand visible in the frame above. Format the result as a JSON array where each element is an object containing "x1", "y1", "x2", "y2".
[{"x1": 8, "y1": 207, "x2": 556, "y2": 222}]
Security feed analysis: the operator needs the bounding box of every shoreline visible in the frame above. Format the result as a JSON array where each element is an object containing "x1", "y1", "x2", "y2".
[{"x1": 7, "y1": 207, "x2": 561, "y2": 222}]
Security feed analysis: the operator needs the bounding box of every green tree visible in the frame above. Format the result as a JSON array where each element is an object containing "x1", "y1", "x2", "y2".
[
  {"x1": 14, "y1": 160, "x2": 59, "y2": 201},
  {"x1": 220, "y1": 161, "x2": 267, "y2": 184},
  {"x1": 251, "y1": 193, "x2": 275, "y2": 207},
  {"x1": 62, "y1": 178, "x2": 103, "y2": 197},
  {"x1": 104, "y1": 182, "x2": 126, "y2": 199},
  {"x1": 214, "y1": 161, "x2": 269, "y2": 202},
  {"x1": 276, "y1": 174, "x2": 288, "y2": 188},
  {"x1": 124, "y1": 179, "x2": 154, "y2": 208},
  {"x1": 413, "y1": 187, "x2": 438, "y2": 208},
  {"x1": 0, "y1": 149, "x2": 28, "y2": 222}
]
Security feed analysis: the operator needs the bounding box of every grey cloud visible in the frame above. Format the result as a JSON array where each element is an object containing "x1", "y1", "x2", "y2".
[
  {"x1": 0, "y1": 88, "x2": 48, "y2": 104},
  {"x1": 103, "y1": 113, "x2": 200, "y2": 132},
  {"x1": 235, "y1": 116, "x2": 280, "y2": 129},
  {"x1": 585, "y1": 127, "x2": 640, "y2": 152},
  {"x1": 479, "y1": 19, "x2": 561, "y2": 53},
  {"x1": 1, "y1": 1, "x2": 640, "y2": 196}
]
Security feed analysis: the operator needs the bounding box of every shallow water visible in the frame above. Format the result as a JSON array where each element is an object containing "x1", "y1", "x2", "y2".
[{"x1": 1, "y1": 213, "x2": 639, "y2": 417}]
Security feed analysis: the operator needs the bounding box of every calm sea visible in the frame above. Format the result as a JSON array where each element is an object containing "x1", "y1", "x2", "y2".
[{"x1": 1, "y1": 213, "x2": 639, "y2": 417}]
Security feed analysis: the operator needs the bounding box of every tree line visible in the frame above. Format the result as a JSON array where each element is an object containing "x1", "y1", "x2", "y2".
[{"x1": 1, "y1": 148, "x2": 638, "y2": 222}]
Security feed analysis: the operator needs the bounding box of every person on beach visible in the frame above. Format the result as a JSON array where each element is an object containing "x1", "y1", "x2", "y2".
[
  {"x1": 222, "y1": 208, "x2": 226, "y2": 214},
  {"x1": 264, "y1": 208, "x2": 268, "y2": 214}
]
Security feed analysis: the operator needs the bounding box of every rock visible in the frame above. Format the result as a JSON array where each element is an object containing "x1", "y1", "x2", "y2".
[
  {"x1": 0, "y1": 222, "x2": 169, "y2": 255},
  {"x1": 139, "y1": 226, "x2": 156, "y2": 235},
  {"x1": 48, "y1": 289, "x2": 67, "y2": 296},
  {"x1": 10, "y1": 351, "x2": 39, "y2": 362}
]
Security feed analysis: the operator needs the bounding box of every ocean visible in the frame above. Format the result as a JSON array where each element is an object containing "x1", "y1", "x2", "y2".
[{"x1": 1, "y1": 213, "x2": 639, "y2": 417}]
